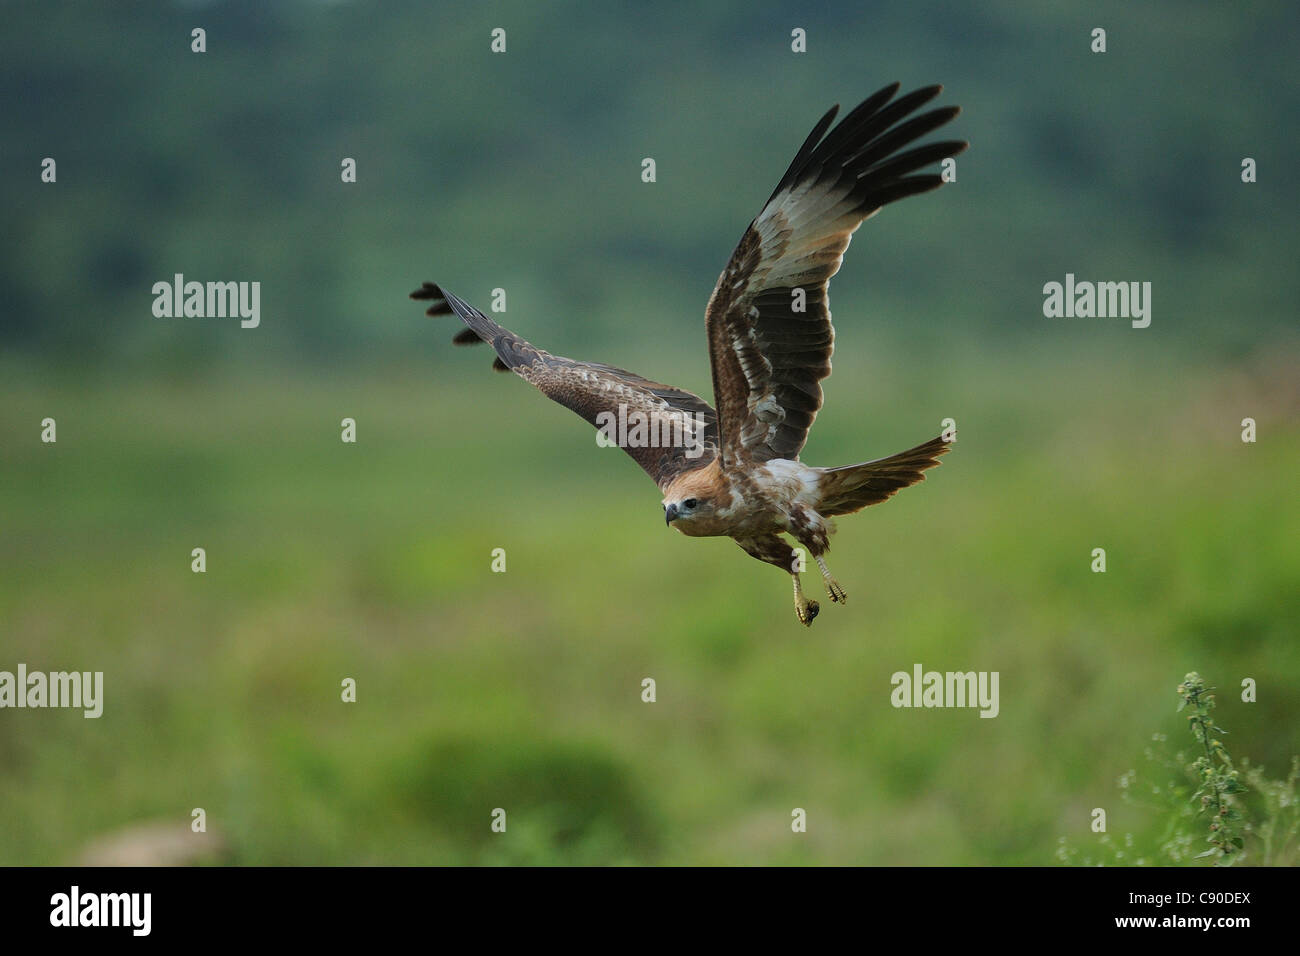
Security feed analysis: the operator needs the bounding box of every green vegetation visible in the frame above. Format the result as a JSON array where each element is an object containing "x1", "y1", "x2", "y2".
[
  {"x1": 1180, "y1": 673, "x2": 1248, "y2": 861},
  {"x1": 1059, "y1": 673, "x2": 1298, "y2": 866},
  {"x1": 2, "y1": 350, "x2": 1295, "y2": 864}
]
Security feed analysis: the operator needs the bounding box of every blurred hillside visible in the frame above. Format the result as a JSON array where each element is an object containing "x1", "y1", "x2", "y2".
[{"x1": 2, "y1": 0, "x2": 1297, "y2": 372}]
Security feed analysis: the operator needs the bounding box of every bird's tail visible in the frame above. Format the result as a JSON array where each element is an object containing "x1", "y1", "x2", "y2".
[{"x1": 815, "y1": 435, "x2": 950, "y2": 517}]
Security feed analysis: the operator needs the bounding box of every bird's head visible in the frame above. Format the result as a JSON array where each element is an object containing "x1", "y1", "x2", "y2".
[
  {"x1": 663, "y1": 495, "x2": 715, "y2": 527},
  {"x1": 661, "y1": 467, "x2": 726, "y2": 534}
]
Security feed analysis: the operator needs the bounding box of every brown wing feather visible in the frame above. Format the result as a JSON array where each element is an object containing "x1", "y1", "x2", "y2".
[
  {"x1": 411, "y1": 283, "x2": 719, "y2": 488},
  {"x1": 705, "y1": 83, "x2": 967, "y2": 467}
]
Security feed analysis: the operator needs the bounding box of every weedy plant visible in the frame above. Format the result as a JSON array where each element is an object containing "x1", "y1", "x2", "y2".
[
  {"x1": 1179, "y1": 672, "x2": 1247, "y2": 859},
  {"x1": 1058, "y1": 672, "x2": 1298, "y2": 866}
]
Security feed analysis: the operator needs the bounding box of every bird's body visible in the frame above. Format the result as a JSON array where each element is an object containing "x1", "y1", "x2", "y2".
[
  {"x1": 414, "y1": 82, "x2": 966, "y2": 625},
  {"x1": 665, "y1": 457, "x2": 820, "y2": 536}
]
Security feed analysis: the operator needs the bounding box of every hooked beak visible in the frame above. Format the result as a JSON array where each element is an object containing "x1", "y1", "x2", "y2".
[{"x1": 664, "y1": 503, "x2": 679, "y2": 525}]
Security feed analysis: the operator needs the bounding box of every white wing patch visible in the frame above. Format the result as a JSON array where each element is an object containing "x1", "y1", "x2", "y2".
[{"x1": 760, "y1": 458, "x2": 823, "y2": 503}]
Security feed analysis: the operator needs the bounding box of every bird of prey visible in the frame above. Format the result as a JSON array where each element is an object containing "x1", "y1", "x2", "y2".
[{"x1": 413, "y1": 82, "x2": 966, "y2": 626}]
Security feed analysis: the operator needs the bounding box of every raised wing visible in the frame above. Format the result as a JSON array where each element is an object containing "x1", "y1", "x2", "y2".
[
  {"x1": 704, "y1": 82, "x2": 967, "y2": 467},
  {"x1": 412, "y1": 283, "x2": 719, "y2": 488}
]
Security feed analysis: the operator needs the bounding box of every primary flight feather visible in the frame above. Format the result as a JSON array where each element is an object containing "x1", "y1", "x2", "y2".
[{"x1": 413, "y1": 82, "x2": 966, "y2": 625}]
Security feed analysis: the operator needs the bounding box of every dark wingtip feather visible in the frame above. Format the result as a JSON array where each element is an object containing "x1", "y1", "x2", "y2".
[
  {"x1": 410, "y1": 281, "x2": 442, "y2": 301},
  {"x1": 413, "y1": 280, "x2": 483, "y2": 348},
  {"x1": 929, "y1": 104, "x2": 961, "y2": 125},
  {"x1": 491, "y1": 357, "x2": 509, "y2": 372},
  {"x1": 906, "y1": 84, "x2": 944, "y2": 108},
  {"x1": 772, "y1": 82, "x2": 961, "y2": 210},
  {"x1": 870, "y1": 81, "x2": 902, "y2": 105},
  {"x1": 766, "y1": 101, "x2": 842, "y2": 204}
]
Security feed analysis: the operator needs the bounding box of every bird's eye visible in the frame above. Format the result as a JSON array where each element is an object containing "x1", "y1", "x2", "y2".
[{"x1": 683, "y1": 498, "x2": 698, "y2": 509}]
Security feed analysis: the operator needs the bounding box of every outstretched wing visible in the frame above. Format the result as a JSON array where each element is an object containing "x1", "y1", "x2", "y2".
[
  {"x1": 704, "y1": 82, "x2": 967, "y2": 467},
  {"x1": 412, "y1": 283, "x2": 719, "y2": 488}
]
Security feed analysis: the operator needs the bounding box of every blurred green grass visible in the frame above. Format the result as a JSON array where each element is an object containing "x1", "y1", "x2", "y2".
[{"x1": 0, "y1": 343, "x2": 1296, "y2": 865}]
